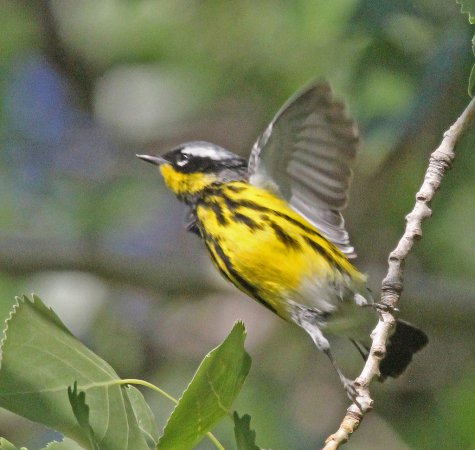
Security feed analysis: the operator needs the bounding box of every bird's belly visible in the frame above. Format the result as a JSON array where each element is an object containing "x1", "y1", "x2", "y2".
[
  {"x1": 198, "y1": 209, "x2": 338, "y2": 318},
  {"x1": 219, "y1": 226, "x2": 317, "y2": 291},
  {"x1": 195, "y1": 183, "x2": 367, "y2": 321}
]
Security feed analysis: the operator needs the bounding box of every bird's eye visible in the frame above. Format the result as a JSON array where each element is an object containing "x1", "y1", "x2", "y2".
[{"x1": 176, "y1": 153, "x2": 190, "y2": 166}]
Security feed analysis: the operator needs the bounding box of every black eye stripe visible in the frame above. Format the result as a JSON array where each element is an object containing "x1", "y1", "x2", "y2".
[
  {"x1": 176, "y1": 153, "x2": 190, "y2": 166},
  {"x1": 161, "y1": 146, "x2": 247, "y2": 174},
  {"x1": 174, "y1": 156, "x2": 245, "y2": 173}
]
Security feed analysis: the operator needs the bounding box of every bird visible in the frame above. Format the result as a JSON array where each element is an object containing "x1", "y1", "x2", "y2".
[{"x1": 137, "y1": 81, "x2": 428, "y2": 397}]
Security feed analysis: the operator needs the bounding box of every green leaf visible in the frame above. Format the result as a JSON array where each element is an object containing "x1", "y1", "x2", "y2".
[
  {"x1": 0, "y1": 295, "x2": 154, "y2": 450},
  {"x1": 457, "y1": 0, "x2": 475, "y2": 23},
  {"x1": 233, "y1": 412, "x2": 261, "y2": 450},
  {"x1": 0, "y1": 437, "x2": 23, "y2": 450},
  {"x1": 468, "y1": 63, "x2": 475, "y2": 97},
  {"x1": 126, "y1": 385, "x2": 159, "y2": 446},
  {"x1": 43, "y1": 438, "x2": 85, "y2": 449},
  {"x1": 0, "y1": 437, "x2": 86, "y2": 450},
  {"x1": 157, "y1": 322, "x2": 251, "y2": 450},
  {"x1": 68, "y1": 382, "x2": 99, "y2": 450}
]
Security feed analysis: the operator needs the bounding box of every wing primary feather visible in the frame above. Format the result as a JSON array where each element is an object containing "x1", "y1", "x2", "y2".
[{"x1": 248, "y1": 80, "x2": 359, "y2": 257}]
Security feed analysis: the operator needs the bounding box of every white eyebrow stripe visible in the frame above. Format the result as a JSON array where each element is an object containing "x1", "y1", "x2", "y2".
[{"x1": 182, "y1": 145, "x2": 233, "y2": 160}]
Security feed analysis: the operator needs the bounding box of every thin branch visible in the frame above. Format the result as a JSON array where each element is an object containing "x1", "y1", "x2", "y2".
[{"x1": 322, "y1": 94, "x2": 475, "y2": 449}]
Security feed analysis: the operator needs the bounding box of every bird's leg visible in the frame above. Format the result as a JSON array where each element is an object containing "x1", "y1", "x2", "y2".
[
  {"x1": 300, "y1": 319, "x2": 358, "y2": 401},
  {"x1": 349, "y1": 339, "x2": 369, "y2": 361},
  {"x1": 322, "y1": 347, "x2": 359, "y2": 401}
]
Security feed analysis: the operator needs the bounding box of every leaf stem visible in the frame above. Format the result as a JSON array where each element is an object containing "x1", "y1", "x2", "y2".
[
  {"x1": 120, "y1": 378, "x2": 178, "y2": 404},
  {"x1": 205, "y1": 432, "x2": 226, "y2": 450},
  {"x1": 115, "y1": 378, "x2": 226, "y2": 450}
]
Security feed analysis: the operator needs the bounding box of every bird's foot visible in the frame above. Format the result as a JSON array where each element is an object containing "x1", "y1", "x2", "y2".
[
  {"x1": 372, "y1": 302, "x2": 399, "y2": 314},
  {"x1": 339, "y1": 375, "x2": 361, "y2": 405}
]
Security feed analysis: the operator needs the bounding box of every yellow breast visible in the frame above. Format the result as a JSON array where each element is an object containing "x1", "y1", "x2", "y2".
[{"x1": 195, "y1": 181, "x2": 364, "y2": 319}]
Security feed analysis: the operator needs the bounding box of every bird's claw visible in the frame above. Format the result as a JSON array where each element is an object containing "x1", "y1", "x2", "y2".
[
  {"x1": 340, "y1": 376, "x2": 361, "y2": 406},
  {"x1": 373, "y1": 302, "x2": 399, "y2": 314}
]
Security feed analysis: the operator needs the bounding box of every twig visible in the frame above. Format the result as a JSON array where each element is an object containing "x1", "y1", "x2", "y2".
[{"x1": 322, "y1": 94, "x2": 475, "y2": 449}]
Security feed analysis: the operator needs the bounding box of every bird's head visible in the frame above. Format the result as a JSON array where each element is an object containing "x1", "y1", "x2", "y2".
[{"x1": 137, "y1": 141, "x2": 248, "y2": 202}]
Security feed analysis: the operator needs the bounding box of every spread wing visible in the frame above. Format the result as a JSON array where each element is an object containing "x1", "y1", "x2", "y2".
[{"x1": 248, "y1": 81, "x2": 359, "y2": 258}]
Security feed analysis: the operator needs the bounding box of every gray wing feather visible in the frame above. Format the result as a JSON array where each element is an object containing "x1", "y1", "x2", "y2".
[{"x1": 248, "y1": 81, "x2": 359, "y2": 258}]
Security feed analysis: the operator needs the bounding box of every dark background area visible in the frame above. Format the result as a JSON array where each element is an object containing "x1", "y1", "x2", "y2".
[{"x1": 1, "y1": 1, "x2": 474, "y2": 449}]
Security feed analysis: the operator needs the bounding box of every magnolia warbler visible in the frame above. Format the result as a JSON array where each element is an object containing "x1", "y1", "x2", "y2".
[{"x1": 137, "y1": 81, "x2": 427, "y2": 396}]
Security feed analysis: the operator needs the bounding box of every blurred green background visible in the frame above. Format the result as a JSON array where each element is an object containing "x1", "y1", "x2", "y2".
[{"x1": 1, "y1": 1, "x2": 475, "y2": 449}]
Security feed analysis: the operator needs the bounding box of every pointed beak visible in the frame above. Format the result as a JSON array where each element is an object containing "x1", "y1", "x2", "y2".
[{"x1": 136, "y1": 154, "x2": 167, "y2": 166}]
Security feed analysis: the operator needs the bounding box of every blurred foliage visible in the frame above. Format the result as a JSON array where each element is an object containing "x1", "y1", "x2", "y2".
[
  {"x1": 0, "y1": 0, "x2": 475, "y2": 448},
  {"x1": 457, "y1": 0, "x2": 475, "y2": 94}
]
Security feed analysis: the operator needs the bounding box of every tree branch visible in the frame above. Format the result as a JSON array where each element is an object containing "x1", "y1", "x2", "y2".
[{"x1": 322, "y1": 94, "x2": 475, "y2": 449}]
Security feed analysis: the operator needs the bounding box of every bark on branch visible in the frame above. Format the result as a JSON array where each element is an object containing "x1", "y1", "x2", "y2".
[{"x1": 322, "y1": 94, "x2": 475, "y2": 449}]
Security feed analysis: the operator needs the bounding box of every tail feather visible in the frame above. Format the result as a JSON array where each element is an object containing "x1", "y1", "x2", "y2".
[{"x1": 379, "y1": 320, "x2": 428, "y2": 380}]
